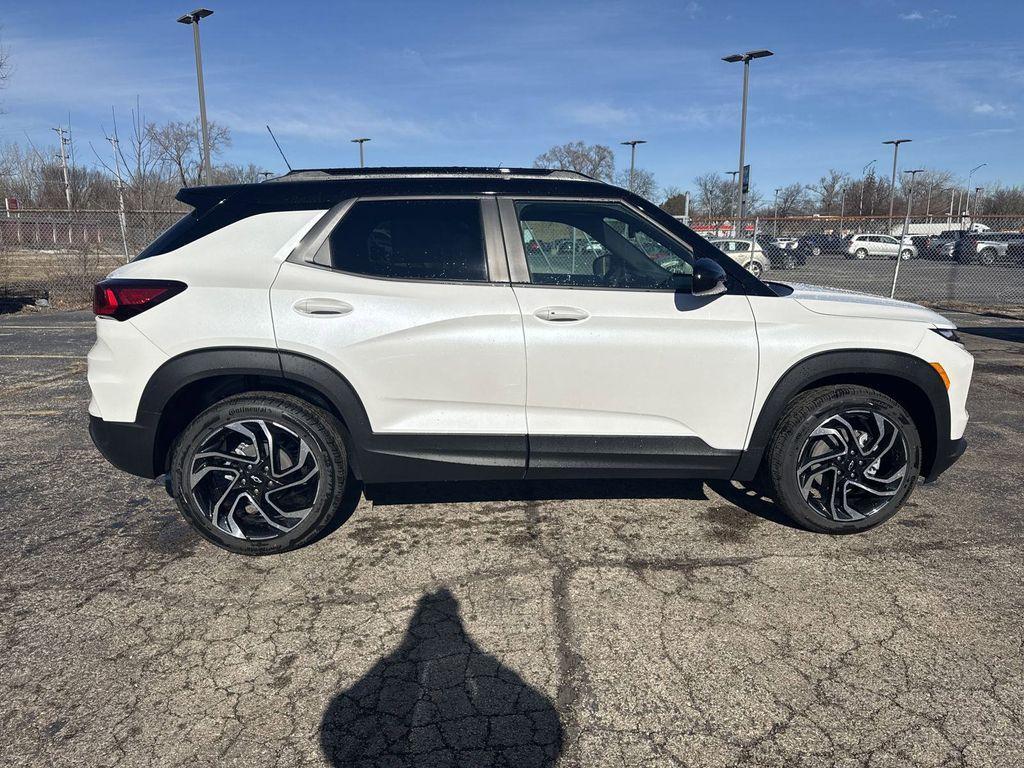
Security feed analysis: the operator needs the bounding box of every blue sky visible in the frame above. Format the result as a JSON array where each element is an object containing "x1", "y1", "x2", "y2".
[{"x1": 2, "y1": 0, "x2": 1022, "y2": 196}]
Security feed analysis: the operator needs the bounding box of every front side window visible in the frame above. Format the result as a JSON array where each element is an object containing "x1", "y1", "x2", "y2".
[
  {"x1": 320, "y1": 199, "x2": 488, "y2": 282},
  {"x1": 515, "y1": 201, "x2": 692, "y2": 290}
]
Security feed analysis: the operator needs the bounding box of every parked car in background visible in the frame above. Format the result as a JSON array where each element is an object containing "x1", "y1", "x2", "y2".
[
  {"x1": 923, "y1": 231, "x2": 1024, "y2": 265},
  {"x1": 759, "y1": 236, "x2": 806, "y2": 270},
  {"x1": 708, "y1": 238, "x2": 770, "y2": 277},
  {"x1": 798, "y1": 233, "x2": 850, "y2": 259},
  {"x1": 891, "y1": 222, "x2": 990, "y2": 237},
  {"x1": 846, "y1": 234, "x2": 916, "y2": 260}
]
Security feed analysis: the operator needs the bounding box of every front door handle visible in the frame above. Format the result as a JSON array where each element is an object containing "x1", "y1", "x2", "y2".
[
  {"x1": 294, "y1": 298, "x2": 354, "y2": 317},
  {"x1": 534, "y1": 306, "x2": 589, "y2": 322}
]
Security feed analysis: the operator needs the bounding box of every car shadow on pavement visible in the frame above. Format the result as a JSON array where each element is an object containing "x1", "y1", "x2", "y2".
[
  {"x1": 319, "y1": 587, "x2": 563, "y2": 767},
  {"x1": 705, "y1": 480, "x2": 803, "y2": 530},
  {"x1": 365, "y1": 477, "x2": 708, "y2": 506},
  {"x1": 959, "y1": 325, "x2": 1024, "y2": 344}
]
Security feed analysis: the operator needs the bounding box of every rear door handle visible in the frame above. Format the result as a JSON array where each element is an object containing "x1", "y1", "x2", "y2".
[
  {"x1": 294, "y1": 298, "x2": 354, "y2": 317},
  {"x1": 534, "y1": 306, "x2": 589, "y2": 322}
]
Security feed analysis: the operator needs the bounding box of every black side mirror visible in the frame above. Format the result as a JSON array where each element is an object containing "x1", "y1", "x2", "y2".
[{"x1": 692, "y1": 257, "x2": 728, "y2": 296}]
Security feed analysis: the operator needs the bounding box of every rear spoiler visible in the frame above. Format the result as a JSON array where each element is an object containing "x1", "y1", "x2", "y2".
[{"x1": 175, "y1": 185, "x2": 248, "y2": 213}]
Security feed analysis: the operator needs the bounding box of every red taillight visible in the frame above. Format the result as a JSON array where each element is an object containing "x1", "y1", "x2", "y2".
[{"x1": 93, "y1": 279, "x2": 186, "y2": 321}]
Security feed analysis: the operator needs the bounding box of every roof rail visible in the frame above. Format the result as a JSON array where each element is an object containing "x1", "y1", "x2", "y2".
[{"x1": 268, "y1": 166, "x2": 598, "y2": 183}]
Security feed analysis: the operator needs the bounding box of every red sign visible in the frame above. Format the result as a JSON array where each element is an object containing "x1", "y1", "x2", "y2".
[{"x1": 4, "y1": 197, "x2": 18, "y2": 212}]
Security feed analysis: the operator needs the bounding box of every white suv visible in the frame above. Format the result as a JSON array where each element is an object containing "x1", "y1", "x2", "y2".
[
  {"x1": 88, "y1": 168, "x2": 973, "y2": 554},
  {"x1": 847, "y1": 234, "x2": 917, "y2": 260}
]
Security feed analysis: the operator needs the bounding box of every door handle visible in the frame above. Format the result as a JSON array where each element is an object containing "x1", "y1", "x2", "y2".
[
  {"x1": 534, "y1": 306, "x2": 589, "y2": 322},
  {"x1": 293, "y1": 298, "x2": 354, "y2": 317}
]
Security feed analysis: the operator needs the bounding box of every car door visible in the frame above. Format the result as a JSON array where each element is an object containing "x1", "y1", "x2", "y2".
[
  {"x1": 498, "y1": 197, "x2": 758, "y2": 478},
  {"x1": 271, "y1": 197, "x2": 527, "y2": 474},
  {"x1": 879, "y1": 235, "x2": 899, "y2": 257}
]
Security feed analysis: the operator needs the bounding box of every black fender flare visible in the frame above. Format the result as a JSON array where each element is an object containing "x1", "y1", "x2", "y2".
[
  {"x1": 139, "y1": 347, "x2": 375, "y2": 478},
  {"x1": 732, "y1": 349, "x2": 950, "y2": 481}
]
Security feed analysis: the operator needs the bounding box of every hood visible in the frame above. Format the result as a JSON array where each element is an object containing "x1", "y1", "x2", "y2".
[{"x1": 778, "y1": 282, "x2": 953, "y2": 326}]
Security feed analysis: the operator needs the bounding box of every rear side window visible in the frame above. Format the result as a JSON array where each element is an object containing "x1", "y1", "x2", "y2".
[{"x1": 321, "y1": 199, "x2": 488, "y2": 282}]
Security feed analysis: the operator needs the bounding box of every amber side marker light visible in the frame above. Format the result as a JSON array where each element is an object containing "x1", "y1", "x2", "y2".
[{"x1": 930, "y1": 362, "x2": 951, "y2": 390}]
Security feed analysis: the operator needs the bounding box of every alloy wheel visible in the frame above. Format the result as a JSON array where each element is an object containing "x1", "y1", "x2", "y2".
[
  {"x1": 796, "y1": 409, "x2": 908, "y2": 522},
  {"x1": 188, "y1": 419, "x2": 322, "y2": 540}
]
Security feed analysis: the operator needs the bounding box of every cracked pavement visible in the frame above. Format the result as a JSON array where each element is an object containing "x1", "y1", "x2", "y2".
[{"x1": 1, "y1": 310, "x2": 1022, "y2": 767}]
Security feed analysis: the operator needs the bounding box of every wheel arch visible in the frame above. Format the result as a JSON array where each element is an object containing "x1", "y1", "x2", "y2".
[
  {"x1": 141, "y1": 348, "x2": 373, "y2": 478},
  {"x1": 733, "y1": 349, "x2": 949, "y2": 482}
]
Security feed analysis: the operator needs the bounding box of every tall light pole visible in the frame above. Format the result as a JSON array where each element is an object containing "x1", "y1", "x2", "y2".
[
  {"x1": 964, "y1": 163, "x2": 986, "y2": 217},
  {"x1": 620, "y1": 139, "x2": 647, "y2": 192},
  {"x1": 892, "y1": 168, "x2": 924, "y2": 298},
  {"x1": 858, "y1": 159, "x2": 876, "y2": 218},
  {"x1": 973, "y1": 186, "x2": 984, "y2": 217},
  {"x1": 724, "y1": 170, "x2": 740, "y2": 222},
  {"x1": 883, "y1": 138, "x2": 911, "y2": 234},
  {"x1": 723, "y1": 49, "x2": 773, "y2": 239},
  {"x1": 177, "y1": 8, "x2": 214, "y2": 185},
  {"x1": 773, "y1": 187, "x2": 781, "y2": 237},
  {"x1": 351, "y1": 137, "x2": 371, "y2": 168}
]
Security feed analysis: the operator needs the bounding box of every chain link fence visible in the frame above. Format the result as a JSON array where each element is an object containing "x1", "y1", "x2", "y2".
[
  {"x1": 1, "y1": 208, "x2": 1022, "y2": 310},
  {"x1": 0, "y1": 209, "x2": 181, "y2": 309},
  {"x1": 689, "y1": 213, "x2": 1024, "y2": 306}
]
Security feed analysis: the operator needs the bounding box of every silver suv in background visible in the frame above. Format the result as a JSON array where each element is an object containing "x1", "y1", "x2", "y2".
[
  {"x1": 708, "y1": 238, "x2": 770, "y2": 277},
  {"x1": 847, "y1": 234, "x2": 916, "y2": 261}
]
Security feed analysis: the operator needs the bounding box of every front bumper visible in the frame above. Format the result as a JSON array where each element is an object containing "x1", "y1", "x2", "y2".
[
  {"x1": 89, "y1": 413, "x2": 161, "y2": 479},
  {"x1": 924, "y1": 436, "x2": 967, "y2": 483}
]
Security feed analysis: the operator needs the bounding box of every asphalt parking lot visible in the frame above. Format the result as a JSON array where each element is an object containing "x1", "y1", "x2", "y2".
[
  {"x1": 768, "y1": 254, "x2": 1024, "y2": 306},
  {"x1": 2, "y1": 309, "x2": 1023, "y2": 768}
]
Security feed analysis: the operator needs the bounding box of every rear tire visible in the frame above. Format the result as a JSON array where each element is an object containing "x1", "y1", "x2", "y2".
[
  {"x1": 978, "y1": 247, "x2": 997, "y2": 266},
  {"x1": 170, "y1": 392, "x2": 351, "y2": 555},
  {"x1": 765, "y1": 385, "x2": 922, "y2": 534},
  {"x1": 854, "y1": 248, "x2": 868, "y2": 260},
  {"x1": 900, "y1": 249, "x2": 914, "y2": 260},
  {"x1": 746, "y1": 260, "x2": 764, "y2": 278}
]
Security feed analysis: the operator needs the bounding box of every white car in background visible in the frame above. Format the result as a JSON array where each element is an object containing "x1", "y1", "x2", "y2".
[
  {"x1": 708, "y1": 238, "x2": 770, "y2": 277},
  {"x1": 847, "y1": 234, "x2": 917, "y2": 260}
]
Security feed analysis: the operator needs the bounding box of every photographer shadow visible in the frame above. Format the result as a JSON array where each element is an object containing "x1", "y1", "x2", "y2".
[{"x1": 320, "y1": 588, "x2": 563, "y2": 767}]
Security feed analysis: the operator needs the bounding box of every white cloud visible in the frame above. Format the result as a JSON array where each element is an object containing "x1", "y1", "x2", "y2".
[
  {"x1": 899, "y1": 9, "x2": 956, "y2": 26},
  {"x1": 562, "y1": 102, "x2": 633, "y2": 126},
  {"x1": 972, "y1": 102, "x2": 1013, "y2": 117},
  {"x1": 684, "y1": 1, "x2": 702, "y2": 19}
]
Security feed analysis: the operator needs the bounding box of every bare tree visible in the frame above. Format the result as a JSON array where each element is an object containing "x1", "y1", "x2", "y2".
[
  {"x1": 533, "y1": 141, "x2": 615, "y2": 182},
  {"x1": 614, "y1": 167, "x2": 657, "y2": 199},
  {"x1": 0, "y1": 29, "x2": 9, "y2": 113},
  {"x1": 692, "y1": 172, "x2": 734, "y2": 217},
  {"x1": 807, "y1": 169, "x2": 848, "y2": 214},
  {"x1": 770, "y1": 183, "x2": 812, "y2": 217},
  {"x1": 976, "y1": 184, "x2": 1024, "y2": 216},
  {"x1": 660, "y1": 186, "x2": 688, "y2": 216},
  {"x1": 149, "y1": 118, "x2": 230, "y2": 188}
]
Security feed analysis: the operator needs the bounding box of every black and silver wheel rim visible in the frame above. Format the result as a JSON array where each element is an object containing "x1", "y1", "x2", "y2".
[
  {"x1": 796, "y1": 409, "x2": 908, "y2": 522},
  {"x1": 188, "y1": 419, "x2": 322, "y2": 540},
  {"x1": 747, "y1": 261, "x2": 763, "y2": 277}
]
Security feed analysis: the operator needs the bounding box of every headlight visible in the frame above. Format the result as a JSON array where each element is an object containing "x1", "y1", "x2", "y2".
[{"x1": 931, "y1": 327, "x2": 963, "y2": 345}]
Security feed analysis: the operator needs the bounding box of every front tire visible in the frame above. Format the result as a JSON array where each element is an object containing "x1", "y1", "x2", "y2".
[
  {"x1": 978, "y1": 247, "x2": 997, "y2": 266},
  {"x1": 170, "y1": 392, "x2": 351, "y2": 555},
  {"x1": 746, "y1": 260, "x2": 764, "y2": 278},
  {"x1": 900, "y1": 249, "x2": 914, "y2": 260},
  {"x1": 765, "y1": 385, "x2": 922, "y2": 534},
  {"x1": 854, "y1": 248, "x2": 868, "y2": 260}
]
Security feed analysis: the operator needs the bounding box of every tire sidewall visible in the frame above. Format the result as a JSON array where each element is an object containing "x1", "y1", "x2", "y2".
[
  {"x1": 171, "y1": 396, "x2": 347, "y2": 555},
  {"x1": 773, "y1": 389, "x2": 922, "y2": 534}
]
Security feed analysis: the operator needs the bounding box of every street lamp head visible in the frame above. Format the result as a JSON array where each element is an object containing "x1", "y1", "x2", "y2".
[
  {"x1": 177, "y1": 7, "x2": 213, "y2": 24},
  {"x1": 904, "y1": 168, "x2": 925, "y2": 175},
  {"x1": 883, "y1": 139, "x2": 912, "y2": 146},
  {"x1": 620, "y1": 140, "x2": 647, "y2": 147},
  {"x1": 351, "y1": 137, "x2": 371, "y2": 144},
  {"x1": 723, "y1": 49, "x2": 773, "y2": 62}
]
